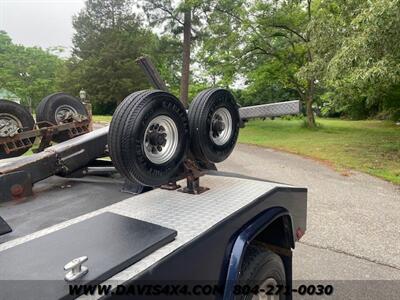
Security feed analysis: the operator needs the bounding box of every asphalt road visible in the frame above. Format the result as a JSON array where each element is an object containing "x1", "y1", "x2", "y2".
[{"x1": 219, "y1": 143, "x2": 400, "y2": 298}]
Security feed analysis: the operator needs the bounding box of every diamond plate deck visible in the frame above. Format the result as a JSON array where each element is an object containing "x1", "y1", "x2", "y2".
[
  {"x1": 239, "y1": 100, "x2": 300, "y2": 119},
  {"x1": 0, "y1": 175, "x2": 300, "y2": 299}
]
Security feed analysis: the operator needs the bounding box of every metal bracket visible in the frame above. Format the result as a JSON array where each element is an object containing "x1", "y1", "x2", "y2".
[
  {"x1": 160, "y1": 182, "x2": 181, "y2": 190},
  {"x1": 0, "y1": 171, "x2": 33, "y2": 202},
  {"x1": 136, "y1": 56, "x2": 169, "y2": 91},
  {"x1": 64, "y1": 256, "x2": 89, "y2": 282},
  {"x1": 178, "y1": 177, "x2": 209, "y2": 195},
  {"x1": 34, "y1": 126, "x2": 53, "y2": 153},
  {"x1": 178, "y1": 160, "x2": 209, "y2": 195}
]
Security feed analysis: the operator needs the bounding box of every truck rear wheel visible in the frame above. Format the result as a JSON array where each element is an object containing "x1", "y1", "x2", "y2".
[
  {"x1": 108, "y1": 90, "x2": 189, "y2": 187},
  {"x1": 238, "y1": 244, "x2": 286, "y2": 300},
  {"x1": 36, "y1": 93, "x2": 88, "y2": 143},
  {"x1": 188, "y1": 88, "x2": 240, "y2": 163},
  {"x1": 0, "y1": 100, "x2": 35, "y2": 159}
]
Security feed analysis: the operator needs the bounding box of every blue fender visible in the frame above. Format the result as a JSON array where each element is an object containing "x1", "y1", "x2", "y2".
[{"x1": 223, "y1": 207, "x2": 293, "y2": 299}]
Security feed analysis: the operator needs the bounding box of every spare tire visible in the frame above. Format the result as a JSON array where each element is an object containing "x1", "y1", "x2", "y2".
[
  {"x1": 108, "y1": 90, "x2": 189, "y2": 186},
  {"x1": 36, "y1": 93, "x2": 88, "y2": 143},
  {"x1": 188, "y1": 88, "x2": 240, "y2": 163},
  {"x1": 0, "y1": 99, "x2": 35, "y2": 159}
]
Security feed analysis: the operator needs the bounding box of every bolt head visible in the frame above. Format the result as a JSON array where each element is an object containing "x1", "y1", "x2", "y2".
[{"x1": 10, "y1": 184, "x2": 24, "y2": 197}]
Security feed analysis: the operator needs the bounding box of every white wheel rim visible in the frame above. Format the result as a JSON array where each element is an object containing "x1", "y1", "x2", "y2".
[
  {"x1": 209, "y1": 107, "x2": 233, "y2": 146},
  {"x1": 0, "y1": 113, "x2": 22, "y2": 137},
  {"x1": 54, "y1": 105, "x2": 77, "y2": 124},
  {"x1": 253, "y1": 278, "x2": 279, "y2": 300},
  {"x1": 143, "y1": 115, "x2": 179, "y2": 165}
]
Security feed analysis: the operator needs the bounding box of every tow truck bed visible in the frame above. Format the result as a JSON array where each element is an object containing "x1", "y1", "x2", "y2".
[
  {"x1": 0, "y1": 95, "x2": 306, "y2": 299},
  {"x1": 0, "y1": 175, "x2": 130, "y2": 243},
  {"x1": 0, "y1": 173, "x2": 306, "y2": 300}
]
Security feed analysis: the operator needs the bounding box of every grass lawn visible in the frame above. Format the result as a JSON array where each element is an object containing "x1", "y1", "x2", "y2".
[
  {"x1": 239, "y1": 118, "x2": 400, "y2": 184},
  {"x1": 92, "y1": 115, "x2": 112, "y2": 123}
]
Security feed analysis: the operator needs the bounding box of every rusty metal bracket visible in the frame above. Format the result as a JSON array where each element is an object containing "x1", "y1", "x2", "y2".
[
  {"x1": 160, "y1": 182, "x2": 181, "y2": 191},
  {"x1": 0, "y1": 171, "x2": 33, "y2": 203},
  {"x1": 178, "y1": 177, "x2": 209, "y2": 195},
  {"x1": 0, "y1": 119, "x2": 91, "y2": 156},
  {"x1": 178, "y1": 160, "x2": 209, "y2": 195},
  {"x1": 34, "y1": 123, "x2": 54, "y2": 153}
]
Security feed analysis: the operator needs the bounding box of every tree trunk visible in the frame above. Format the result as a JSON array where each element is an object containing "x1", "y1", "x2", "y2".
[
  {"x1": 305, "y1": 0, "x2": 315, "y2": 128},
  {"x1": 305, "y1": 96, "x2": 315, "y2": 128},
  {"x1": 305, "y1": 79, "x2": 316, "y2": 127},
  {"x1": 179, "y1": 9, "x2": 191, "y2": 108}
]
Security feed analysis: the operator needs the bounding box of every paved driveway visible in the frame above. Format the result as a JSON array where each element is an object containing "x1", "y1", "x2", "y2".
[{"x1": 218, "y1": 144, "x2": 400, "y2": 297}]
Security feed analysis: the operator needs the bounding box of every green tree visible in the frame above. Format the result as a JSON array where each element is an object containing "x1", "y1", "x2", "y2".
[
  {"x1": 59, "y1": 0, "x2": 159, "y2": 114},
  {"x1": 146, "y1": 0, "x2": 400, "y2": 121},
  {"x1": 141, "y1": 0, "x2": 212, "y2": 107},
  {"x1": 202, "y1": 0, "x2": 318, "y2": 126},
  {"x1": 0, "y1": 31, "x2": 62, "y2": 109},
  {"x1": 152, "y1": 35, "x2": 183, "y2": 96},
  {"x1": 315, "y1": 0, "x2": 400, "y2": 120},
  {"x1": 195, "y1": 1, "x2": 243, "y2": 88}
]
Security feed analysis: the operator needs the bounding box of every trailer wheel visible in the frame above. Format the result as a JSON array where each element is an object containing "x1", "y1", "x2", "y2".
[
  {"x1": 238, "y1": 244, "x2": 286, "y2": 300},
  {"x1": 36, "y1": 93, "x2": 88, "y2": 143},
  {"x1": 188, "y1": 88, "x2": 240, "y2": 163},
  {"x1": 0, "y1": 100, "x2": 35, "y2": 159},
  {"x1": 109, "y1": 90, "x2": 189, "y2": 186}
]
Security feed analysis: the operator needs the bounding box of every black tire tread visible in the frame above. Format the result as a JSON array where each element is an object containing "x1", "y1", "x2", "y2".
[
  {"x1": 239, "y1": 244, "x2": 286, "y2": 300},
  {"x1": 108, "y1": 90, "x2": 153, "y2": 182},
  {"x1": 0, "y1": 99, "x2": 35, "y2": 159},
  {"x1": 109, "y1": 90, "x2": 189, "y2": 186},
  {"x1": 188, "y1": 88, "x2": 239, "y2": 163}
]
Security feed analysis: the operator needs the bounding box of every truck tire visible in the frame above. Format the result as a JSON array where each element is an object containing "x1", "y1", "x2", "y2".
[
  {"x1": 36, "y1": 93, "x2": 88, "y2": 143},
  {"x1": 188, "y1": 88, "x2": 240, "y2": 163},
  {"x1": 108, "y1": 90, "x2": 189, "y2": 187},
  {"x1": 0, "y1": 100, "x2": 35, "y2": 159},
  {"x1": 238, "y1": 244, "x2": 286, "y2": 300}
]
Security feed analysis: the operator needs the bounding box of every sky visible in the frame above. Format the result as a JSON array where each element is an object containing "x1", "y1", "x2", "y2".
[{"x1": 0, "y1": 0, "x2": 86, "y2": 51}]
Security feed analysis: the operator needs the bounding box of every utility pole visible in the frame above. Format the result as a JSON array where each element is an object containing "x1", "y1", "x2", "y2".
[{"x1": 179, "y1": 8, "x2": 191, "y2": 108}]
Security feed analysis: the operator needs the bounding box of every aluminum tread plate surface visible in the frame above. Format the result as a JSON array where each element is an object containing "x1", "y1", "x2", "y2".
[
  {"x1": 0, "y1": 175, "x2": 294, "y2": 298},
  {"x1": 239, "y1": 100, "x2": 300, "y2": 119}
]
